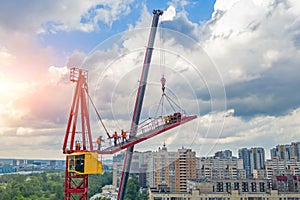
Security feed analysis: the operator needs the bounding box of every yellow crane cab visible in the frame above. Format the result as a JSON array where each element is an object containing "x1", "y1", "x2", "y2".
[{"x1": 67, "y1": 151, "x2": 103, "y2": 175}]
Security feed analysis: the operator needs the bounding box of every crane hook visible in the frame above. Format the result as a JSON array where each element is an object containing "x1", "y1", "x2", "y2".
[{"x1": 160, "y1": 75, "x2": 166, "y2": 93}]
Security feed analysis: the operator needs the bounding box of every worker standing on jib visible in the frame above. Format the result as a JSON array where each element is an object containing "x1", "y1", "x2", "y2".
[
  {"x1": 113, "y1": 131, "x2": 118, "y2": 146},
  {"x1": 121, "y1": 129, "x2": 128, "y2": 144}
]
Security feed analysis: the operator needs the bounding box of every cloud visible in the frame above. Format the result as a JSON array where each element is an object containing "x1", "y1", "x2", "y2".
[
  {"x1": 80, "y1": 25, "x2": 227, "y2": 122},
  {"x1": 162, "y1": 6, "x2": 176, "y2": 21},
  {"x1": 197, "y1": 0, "x2": 300, "y2": 117},
  {"x1": 0, "y1": 1, "x2": 136, "y2": 34},
  {"x1": 0, "y1": 47, "x2": 15, "y2": 67},
  {"x1": 1, "y1": 0, "x2": 300, "y2": 160},
  {"x1": 16, "y1": 127, "x2": 34, "y2": 136},
  {"x1": 48, "y1": 66, "x2": 69, "y2": 84},
  {"x1": 66, "y1": 51, "x2": 86, "y2": 68},
  {"x1": 92, "y1": 0, "x2": 134, "y2": 28},
  {"x1": 94, "y1": 0, "x2": 300, "y2": 158},
  {"x1": 133, "y1": 107, "x2": 300, "y2": 158},
  {"x1": 162, "y1": 11, "x2": 200, "y2": 42},
  {"x1": 204, "y1": 0, "x2": 300, "y2": 80},
  {"x1": 0, "y1": 1, "x2": 163, "y2": 159}
]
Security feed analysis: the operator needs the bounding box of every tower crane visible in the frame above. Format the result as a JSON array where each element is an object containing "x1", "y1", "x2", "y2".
[
  {"x1": 62, "y1": 68, "x2": 103, "y2": 200},
  {"x1": 62, "y1": 9, "x2": 197, "y2": 200}
]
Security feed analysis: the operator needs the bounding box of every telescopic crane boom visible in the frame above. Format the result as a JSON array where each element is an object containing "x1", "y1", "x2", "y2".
[{"x1": 117, "y1": 9, "x2": 163, "y2": 200}]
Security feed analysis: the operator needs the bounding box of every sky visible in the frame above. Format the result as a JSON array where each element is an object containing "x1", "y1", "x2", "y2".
[{"x1": 0, "y1": 0, "x2": 300, "y2": 160}]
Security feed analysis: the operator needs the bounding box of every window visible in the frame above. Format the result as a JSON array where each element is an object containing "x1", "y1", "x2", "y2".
[
  {"x1": 259, "y1": 182, "x2": 265, "y2": 192},
  {"x1": 251, "y1": 182, "x2": 257, "y2": 192},
  {"x1": 226, "y1": 182, "x2": 231, "y2": 192},
  {"x1": 234, "y1": 182, "x2": 239, "y2": 190},
  {"x1": 216, "y1": 182, "x2": 224, "y2": 192},
  {"x1": 75, "y1": 154, "x2": 85, "y2": 173},
  {"x1": 69, "y1": 158, "x2": 75, "y2": 170},
  {"x1": 241, "y1": 182, "x2": 248, "y2": 192}
]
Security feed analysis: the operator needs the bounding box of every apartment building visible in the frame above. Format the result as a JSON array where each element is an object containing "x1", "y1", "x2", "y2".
[
  {"x1": 238, "y1": 147, "x2": 265, "y2": 178},
  {"x1": 197, "y1": 155, "x2": 246, "y2": 179},
  {"x1": 175, "y1": 148, "x2": 197, "y2": 192},
  {"x1": 149, "y1": 178, "x2": 300, "y2": 200},
  {"x1": 112, "y1": 144, "x2": 197, "y2": 192}
]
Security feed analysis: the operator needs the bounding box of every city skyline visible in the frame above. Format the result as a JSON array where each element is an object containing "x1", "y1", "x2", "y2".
[
  {"x1": 0, "y1": 0, "x2": 300, "y2": 160},
  {"x1": 3, "y1": 140, "x2": 298, "y2": 161}
]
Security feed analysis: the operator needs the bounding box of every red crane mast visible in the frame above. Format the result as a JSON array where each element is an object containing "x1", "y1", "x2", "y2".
[{"x1": 63, "y1": 68, "x2": 102, "y2": 200}]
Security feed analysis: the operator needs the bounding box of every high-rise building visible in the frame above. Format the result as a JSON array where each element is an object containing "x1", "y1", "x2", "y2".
[
  {"x1": 250, "y1": 147, "x2": 265, "y2": 173},
  {"x1": 112, "y1": 144, "x2": 197, "y2": 192},
  {"x1": 214, "y1": 150, "x2": 232, "y2": 159},
  {"x1": 239, "y1": 148, "x2": 252, "y2": 178},
  {"x1": 198, "y1": 155, "x2": 245, "y2": 180},
  {"x1": 112, "y1": 153, "x2": 125, "y2": 187},
  {"x1": 238, "y1": 147, "x2": 265, "y2": 178},
  {"x1": 290, "y1": 142, "x2": 300, "y2": 160},
  {"x1": 271, "y1": 144, "x2": 291, "y2": 160},
  {"x1": 175, "y1": 147, "x2": 197, "y2": 192},
  {"x1": 271, "y1": 142, "x2": 300, "y2": 161},
  {"x1": 153, "y1": 143, "x2": 178, "y2": 191}
]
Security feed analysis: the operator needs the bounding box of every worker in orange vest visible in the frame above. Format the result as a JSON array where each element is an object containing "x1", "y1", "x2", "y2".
[
  {"x1": 121, "y1": 129, "x2": 128, "y2": 144},
  {"x1": 96, "y1": 136, "x2": 104, "y2": 150},
  {"x1": 75, "y1": 140, "x2": 81, "y2": 150},
  {"x1": 113, "y1": 131, "x2": 118, "y2": 146}
]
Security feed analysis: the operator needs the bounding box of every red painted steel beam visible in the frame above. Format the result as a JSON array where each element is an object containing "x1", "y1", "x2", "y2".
[
  {"x1": 99, "y1": 116, "x2": 196, "y2": 155},
  {"x1": 63, "y1": 68, "x2": 93, "y2": 199}
]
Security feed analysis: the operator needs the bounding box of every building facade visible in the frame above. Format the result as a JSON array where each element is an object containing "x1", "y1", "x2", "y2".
[
  {"x1": 271, "y1": 142, "x2": 300, "y2": 161},
  {"x1": 174, "y1": 148, "x2": 197, "y2": 192},
  {"x1": 238, "y1": 147, "x2": 265, "y2": 178},
  {"x1": 265, "y1": 157, "x2": 300, "y2": 179},
  {"x1": 149, "y1": 178, "x2": 300, "y2": 200},
  {"x1": 197, "y1": 156, "x2": 245, "y2": 180},
  {"x1": 112, "y1": 145, "x2": 196, "y2": 192}
]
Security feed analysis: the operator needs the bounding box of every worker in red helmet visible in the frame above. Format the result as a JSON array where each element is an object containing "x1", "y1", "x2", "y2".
[
  {"x1": 121, "y1": 129, "x2": 128, "y2": 145},
  {"x1": 113, "y1": 131, "x2": 118, "y2": 146}
]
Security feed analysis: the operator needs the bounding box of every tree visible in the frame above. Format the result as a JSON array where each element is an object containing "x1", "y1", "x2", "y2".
[
  {"x1": 88, "y1": 172, "x2": 113, "y2": 198},
  {"x1": 0, "y1": 171, "x2": 112, "y2": 200},
  {"x1": 0, "y1": 172, "x2": 64, "y2": 200},
  {"x1": 138, "y1": 189, "x2": 148, "y2": 200},
  {"x1": 125, "y1": 176, "x2": 139, "y2": 200},
  {"x1": 94, "y1": 197, "x2": 110, "y2": 200}
]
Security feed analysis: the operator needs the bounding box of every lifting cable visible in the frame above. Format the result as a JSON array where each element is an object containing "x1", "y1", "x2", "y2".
[
  {"x1": 159, "y1": 18, "x2": 165, "y2": 76},
  {"x1": 85, "y1": 88, "x2": 111, "y2": 139},
  {"x1": 154, "y1": 21, "x2": 186, "y2": 117},
  {"x1": 154, "y1": 90, "x2": 186, "y2": 117}
]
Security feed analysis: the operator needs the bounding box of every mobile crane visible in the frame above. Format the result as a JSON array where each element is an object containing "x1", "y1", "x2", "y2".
[{"x1": 62, "y1": 9, "x2": 196, "y2": 200}]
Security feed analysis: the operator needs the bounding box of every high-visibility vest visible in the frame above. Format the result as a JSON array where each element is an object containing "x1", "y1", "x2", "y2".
[
  {"x1": 113, "y1": 133, "x2": 118, "y2": 139},
  {"x1": 96, "y1": 137, "x2": 101, "y2": 144},
  {"x1": 122, "y1": 131, "x2": 126, "y2": 138}
]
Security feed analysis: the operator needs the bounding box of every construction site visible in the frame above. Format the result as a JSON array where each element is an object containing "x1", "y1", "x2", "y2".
[
  {"x1": 62, "y1": 9, "x2": 197, "y2": 200},
  {"x1": 1, "y1": 1, "x2": 300, "y2": 200}
]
